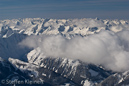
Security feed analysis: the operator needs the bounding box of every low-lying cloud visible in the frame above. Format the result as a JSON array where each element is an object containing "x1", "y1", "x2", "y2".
[{"x1": 20, "y1": 30, "x2": 129, "y2": 72}]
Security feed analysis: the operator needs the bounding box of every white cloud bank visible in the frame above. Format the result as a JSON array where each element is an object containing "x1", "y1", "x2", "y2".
[{"x1": 20, "y1": 30, "x2": 129, "y2": 72}]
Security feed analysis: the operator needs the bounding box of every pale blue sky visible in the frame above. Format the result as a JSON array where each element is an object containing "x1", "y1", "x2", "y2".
[{"x1": 0, "y1": 0, "x2": 129, "y2": 20}]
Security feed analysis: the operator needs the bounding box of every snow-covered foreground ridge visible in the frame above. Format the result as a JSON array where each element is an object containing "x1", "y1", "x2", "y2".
[{"x1": 0, "y1": 18, "x2": 129, "y2": 86}]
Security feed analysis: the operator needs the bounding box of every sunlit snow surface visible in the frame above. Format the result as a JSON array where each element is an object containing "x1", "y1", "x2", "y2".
[{"x1": 0, "y1": 18, "x2": 128, "y2": 38}]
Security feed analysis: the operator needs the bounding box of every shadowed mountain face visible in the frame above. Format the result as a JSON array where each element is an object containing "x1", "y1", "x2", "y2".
[
  {"x1": 0, "y1": 18, "x2": 129, "y2": 86},
  {"x1": 0, "y1": 57, "x2": 112, "y2": 86},
  {"x1": 0, "y1": 33, "x2": 31, "y2": 60}
]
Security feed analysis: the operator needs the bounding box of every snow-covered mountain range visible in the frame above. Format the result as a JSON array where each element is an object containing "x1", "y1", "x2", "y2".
[{"x1": 0, "y1": 18, "x2": 129, "y2": 86}]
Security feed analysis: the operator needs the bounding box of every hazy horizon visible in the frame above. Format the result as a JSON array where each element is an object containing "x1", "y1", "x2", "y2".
[{"x1": 0, "y1": 0, "x2": 129, "y2": 20}]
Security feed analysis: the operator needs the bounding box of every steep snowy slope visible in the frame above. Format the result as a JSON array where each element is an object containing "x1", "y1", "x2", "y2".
[
  {"x1": 97, "y1": 71, "x2": 129, "y2": 86},
  {"x1": 0, "y1": 57, "x2": 28, "y2": 86},
  {"x1": 26, "y1": 48, "x2": 113, "y2": 86}
]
